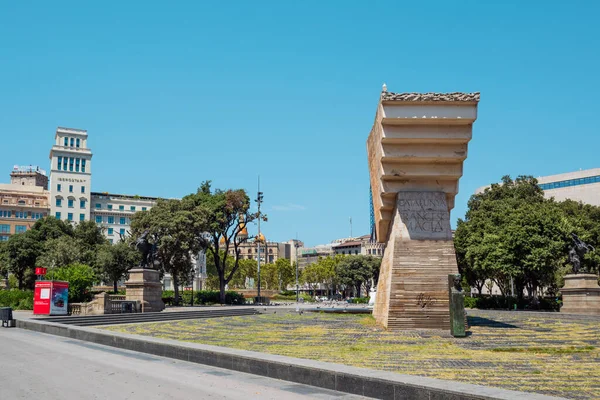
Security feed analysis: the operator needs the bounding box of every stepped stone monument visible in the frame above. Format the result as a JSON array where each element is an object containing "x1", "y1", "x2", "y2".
[{"x1": 367, "y1": 87, "x2": 480, "y2": 330}]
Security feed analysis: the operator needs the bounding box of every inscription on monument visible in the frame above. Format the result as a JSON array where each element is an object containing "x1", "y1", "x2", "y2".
[
  {"x1": 416, "y1": 293, "x2": 436, "y2": 309},
  {"x1": 397, "y1": 192, "x2": 451, "y2": 240}
]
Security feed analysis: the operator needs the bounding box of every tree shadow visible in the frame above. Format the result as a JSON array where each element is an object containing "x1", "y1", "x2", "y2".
[{"x1": 468, "y1": 316, "x2": 519, "y2": 329}]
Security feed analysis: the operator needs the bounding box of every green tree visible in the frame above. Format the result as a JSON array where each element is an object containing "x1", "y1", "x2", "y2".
[
  {"x1": 47, "y1": 263, "x2": 97, "y2": 303},
  {"x1": 131, "y1": 198, "x2": 200, "y2": 304},
  {"x1": 183, "y1": 181, "x2": 263, "y2": 304},
  {"x1": 335, "y1": 255, "x2": 375, "y2": 297},
  {"x1": 36, "y1": 236, "x2": 84, "y2": 269},
  {"x1": 455, "y1": 175, "x2": 570, "y2": 301},
  {"x1": 4, "y1": 232, "x2": 39, "y2": 289},
  {"x1": 95, "y1": 241, "x2": 141, "y2": 293},
  {"x1": 274, "y1": 258, "x2": 294, "y2": 291}
]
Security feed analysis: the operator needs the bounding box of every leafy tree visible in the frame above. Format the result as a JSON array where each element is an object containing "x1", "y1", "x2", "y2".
[
  {"x1": 95, "y1": 241, "x2": 141, "y2": 293},
  {"x1": 131, "y1": 198, "x2": 200, "y2": 304},
  {"x1": 183, "y1": 181, "x2": 263, "y2": 304},
  {"x1": 455, "y1": 175, "x2": 571, "y2": 300},
  {"x1": 47, "y1": 263, "x2": 97, "y2": 303},
  {"x1": 4, "y1": 232, "x2": 39, "y2": 289},
  {"x1": 36, "y1": 236, "x2": 84, "y2": 269},
  {"x1": 274, "y1": 258, "x2": 295, "y2": 291},
  {"x1": 336, "y1": 255, "x2": 377, "y2": 297}
]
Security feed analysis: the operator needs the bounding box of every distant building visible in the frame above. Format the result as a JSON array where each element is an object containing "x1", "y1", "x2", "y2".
[
  {"x1": 90, "y1": 192, "x2": 157, "y2": 243},
  {"x1": 48, "y1": 127, "x2": 93, "y2": 223},
  {"x1": 297, "y1": 234, "x2": 386, "y2": 269},
  {"x1": 0, "y1": 167, "x2": 50, "y2": 241},
  {"x1": 476, "y1": 168, "x2": 600, "y2": 206}
]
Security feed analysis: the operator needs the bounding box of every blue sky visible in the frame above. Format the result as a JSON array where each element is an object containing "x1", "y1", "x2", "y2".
[{"x1": 1, "y1": 1, "x2": 598, "y2": 246}]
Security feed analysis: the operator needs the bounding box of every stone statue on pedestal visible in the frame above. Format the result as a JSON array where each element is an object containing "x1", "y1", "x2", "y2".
[
  {"x1": 448, "y1": 274, "x2": 466, "y2": 337},
  {"x1": 568, "y1": 233, "x2": 595, "y2": 274},
  {"x1": 132, "y1": 230, "x2": 158, "y2": 270}
]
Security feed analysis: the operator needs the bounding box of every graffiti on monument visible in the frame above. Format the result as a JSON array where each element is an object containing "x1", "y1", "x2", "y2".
[{"x1": 416, "y1": 293, "x2": 436, "y2": 308}]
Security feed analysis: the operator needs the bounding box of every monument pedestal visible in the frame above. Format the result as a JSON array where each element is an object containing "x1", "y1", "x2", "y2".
[
  {"x1": 373, "y1": 192, "x2": 458, "y2": 330},
  {"x1": 125, "y1": 269, "x2": 164, "y2": 312},
  {"x1": 561, "y1": 274, "x2": 600, "y2": 315}
]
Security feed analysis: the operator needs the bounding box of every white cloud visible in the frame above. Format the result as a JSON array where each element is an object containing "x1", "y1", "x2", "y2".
[{"x1": 271, "y1": 203, "x2": 306, "y2": 211}]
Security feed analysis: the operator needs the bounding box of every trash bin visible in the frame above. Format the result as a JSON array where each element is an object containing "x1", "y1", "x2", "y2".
[{"x1": 1, "y1": 307, "x2": 15, "y2": 328}]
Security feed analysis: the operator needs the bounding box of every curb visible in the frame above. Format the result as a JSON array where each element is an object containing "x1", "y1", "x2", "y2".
[{"x1": 16, "y1": 318, "x2": 564, "y2": 400}]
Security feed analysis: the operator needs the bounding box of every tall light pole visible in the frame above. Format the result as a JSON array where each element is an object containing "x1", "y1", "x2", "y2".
[
  {"x1": 255, "y1": 177, "x2": 263, "y2": 300},
  {"x1": 294, "y1": 240, "x2": 300, "y2": 304}
]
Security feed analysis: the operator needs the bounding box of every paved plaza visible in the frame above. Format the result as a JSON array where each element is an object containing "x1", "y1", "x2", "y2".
[{"x1": 104, "y1": 309, "x2": 600, "y2": 399}]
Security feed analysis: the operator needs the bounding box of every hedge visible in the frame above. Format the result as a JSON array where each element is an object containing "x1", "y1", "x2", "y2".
[
  {"x1": 0, "y1": 289, "x2": 34, "y2": 310},
  {"x1": 162, "y1": 290, "x2": 245, "y2": 306},
  {"x1": 464, "y1": 295, "x2": 560, "y2": 311}
]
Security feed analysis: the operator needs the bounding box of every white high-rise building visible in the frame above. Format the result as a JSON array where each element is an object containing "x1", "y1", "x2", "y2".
[{"x1": 49, "y1": 127, "x2": 93, "y2": 223}]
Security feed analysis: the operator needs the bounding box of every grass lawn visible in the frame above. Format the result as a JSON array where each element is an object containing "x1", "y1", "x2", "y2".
[{"x1": 103, "y1": 310, "x2": 600, "y2": 399}]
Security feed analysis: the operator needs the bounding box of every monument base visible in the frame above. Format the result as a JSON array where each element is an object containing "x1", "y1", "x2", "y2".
[
  {"x1": 561, "y1": 274, "x2": 600, "y2": 315},
  {"x1": 373, "y1": 192, "x2": 457, "y2": 330},
  {"x1": 125, "y1": 269, "x2": 165, "y2": 312}
]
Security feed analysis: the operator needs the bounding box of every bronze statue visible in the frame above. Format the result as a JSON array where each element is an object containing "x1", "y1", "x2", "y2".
[
  {"x1": 132, "y1": 230, "x2": 157, "y2": 269},
  {"x1": 568, "y1": 233, "x2": 595, "y2": 274}
]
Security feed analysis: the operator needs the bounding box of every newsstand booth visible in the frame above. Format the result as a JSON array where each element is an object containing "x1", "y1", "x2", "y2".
[{"x1": 33, "y1": 281, "x2": 69, "y2": 316}]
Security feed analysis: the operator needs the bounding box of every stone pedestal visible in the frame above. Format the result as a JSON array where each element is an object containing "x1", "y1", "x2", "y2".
[
  {"x1": 125, "y1": 269, "x2": 164, "y2": 312},
  {"x1": 448, "y1": 274, "x2": 466, "y2": 337},
  {"x1": 561, "y1": 274, "x2": 600, "y2": 315}
]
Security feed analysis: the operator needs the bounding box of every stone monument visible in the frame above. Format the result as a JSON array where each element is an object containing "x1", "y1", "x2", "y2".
[
  {"x1": 125, "y1": 230, "x2": 165, "y2": 312},
  {"x1": 367, "y1": 87, "x2": 480, "y2": 330},
  {"x1": 561, "y1": 234, "x2": 600, "y2": 315}
]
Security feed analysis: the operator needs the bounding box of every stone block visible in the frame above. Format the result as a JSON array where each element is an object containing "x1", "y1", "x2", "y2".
[
  {"x1": 287, "y1": 365, "x2": 336, "y2": 390},
  {"x1": 335, "y1": 374, "x2": 364, "y2": 396},
  {"x1": 125, "y1": 269, "x2": 165, "y2": 312},
  {"x1": 561, "y1": 274, "x2": 600, "y2": 315}
]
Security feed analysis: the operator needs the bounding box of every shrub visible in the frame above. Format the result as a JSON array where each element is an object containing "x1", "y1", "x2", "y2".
[
  {"x1": 0, "y1": 289, "x2": 34, "y2": 309},
  {"x1": 162, "y1": 290, "x2": 245, "y2": 305},
  {"x1": 350, "y1": 297, "x2": 369, "y2": 304},
  {"x1": 47, "y1": 264, "x2": 96, "y2": 303},
  {"x1": 464, "y1": 296, "x2": 477, "y2": 309}
]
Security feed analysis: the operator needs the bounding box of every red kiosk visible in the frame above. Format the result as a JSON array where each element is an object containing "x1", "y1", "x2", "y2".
[{"x1": 33, "y1": 268, "x2": 69, "y2": 316}]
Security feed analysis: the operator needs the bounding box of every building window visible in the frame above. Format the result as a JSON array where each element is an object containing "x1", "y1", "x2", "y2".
[
  {"x1": 80, "y1": 200, "x2": 86, "y2": 209},
  {"x1": 119, "y1": 205, "x2": 124, "y2": 211},
  {"x1": 69, "y1": 185, "x2": 73, "y2": 193},
  {"x1": 0, "y1": 236, "x2": 8, "y2": 242},
  {"x1": 0, "y1": 225, "x2": 10, "y2": 233},
  {"x1": 68, "y1": 199, "x2": 74, "y2": 208},
  {"x1": 81, "y1": 186, "x2": 85, "y2": 194},
  {"x1": 81, "y1": 159, "x2": 86, "y2": 173},
  {"x1": 55, "y1": 212, "x2": 61, "y2": 219},
  {"x1": 70, "y1": 137, "x2": 74, "y2": 147},
  {"x1": 79, "y1": 214, "x2": 85, "y2": 222},
  {"x1": 107, "y1": 204, "x2": 113, "y2": 210},
  {"x1": 15, "y1": 225, "x2": 27, "y2": 234},
  {"x1": 95, "y1": 203, "x2": 101, "y2": 209},
  {"x1": 109, "y1": 239, "x2": 113, "y2": 244},
  {"x1": 119, "y1": 217, "x2": 126, "y2": 225},
  {"x1": 108, "y1": 216, "x2": 114, "y2": 224},
  {"x1": 142, "y1": 207, "x2": 147, "y2": 211},
  {"x1": 75, "y1": 158, "x2": 80, "y2": 172},
  {"x1": 76, "y1": 138, "x2": 80, "y2": 148},
  {"x1": 58, "y1": 156, "x2": 62, "y2": 170},
  {"x1": 64, "y1": 137, "x2": 68, "y2": 146},
  {"x1": 130, "y1": 206, "x2": 136, "y2": 212},
  {"x1": 56, "y1": 198, "x2": 62, "y2": 207},
  {"x1": 69, "y1": 158, "x2": 74, "y2": 172},
  {"x1": 120, "y1": 228, "x2": 125, "y2": 236},
  {"x1": 95, "y1": 216, "x2": 103, "y2": 223},
  {"x1": 18, "y1": 200, "x2": 26, "y2": 206},
  {"x1": 107, "y1": 228, "x2": 113, "y2": 235},
  {"x1": 57, "y1": 184, "x2": 62, "y2": 192},
  {"x1": 67, "y1": 213, "x2": 73, "y2": 221}
]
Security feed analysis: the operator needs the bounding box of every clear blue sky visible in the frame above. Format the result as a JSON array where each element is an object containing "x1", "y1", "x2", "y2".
[{"x1": 1, "y1": 1, "x2": 598, "y2": 246}]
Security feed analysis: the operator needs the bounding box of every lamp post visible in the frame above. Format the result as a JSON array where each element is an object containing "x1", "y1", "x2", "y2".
[
  {"x1": 294, "y1": 241, "x2": 300, "y2": 304},
  {"x1": 255, "y1": 178, "x2": 264, "y2": 301},
  {"x1": 190, "y1": 267, "x2": 196, "y2": 307}
]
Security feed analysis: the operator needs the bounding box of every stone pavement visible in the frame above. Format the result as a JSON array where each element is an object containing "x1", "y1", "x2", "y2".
[{"x1": 104, "y1": 309, "x2": 600, "y2": 399}]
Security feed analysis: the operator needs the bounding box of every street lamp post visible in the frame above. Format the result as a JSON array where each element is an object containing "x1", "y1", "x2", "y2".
[
  {"x1": 255, "y1": 178, "x2": 264, "y2": 301},
  {"x1": 190, "y1": 267, "x2": 195, "y2": 307},
  {"x1": 294, "y1": 241, "x2": 300, "y2": 303}
]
